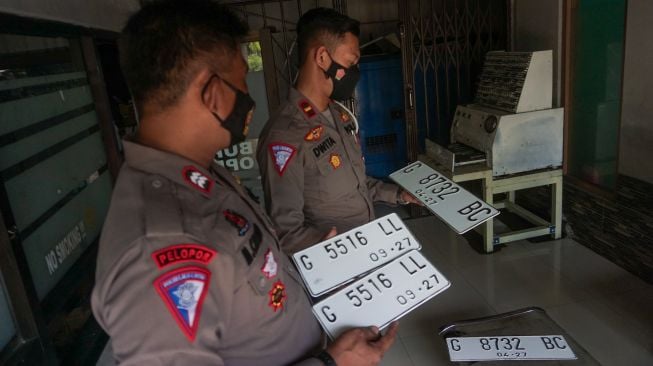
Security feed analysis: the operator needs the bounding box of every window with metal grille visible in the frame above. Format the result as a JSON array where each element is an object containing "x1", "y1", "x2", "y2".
[{"x1": 365, "y1": 133, "x2": 397, "y2": 155}]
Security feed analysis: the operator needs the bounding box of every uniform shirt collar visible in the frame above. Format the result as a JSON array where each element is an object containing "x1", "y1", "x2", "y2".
[
  {"x1": 123, "y1": 140, "x2": 216, "y2": 198},
  {"x1": 290, "y1": 88, "x2": 352, "y2": 127}
]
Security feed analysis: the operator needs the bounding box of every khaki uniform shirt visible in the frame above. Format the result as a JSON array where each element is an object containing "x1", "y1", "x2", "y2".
[
  {"x1": 257, "y1": 89, "x2": 401, "y2": 253},
  {"x1": 92, "y1": 141, "x2": 323, "y2": 366}
]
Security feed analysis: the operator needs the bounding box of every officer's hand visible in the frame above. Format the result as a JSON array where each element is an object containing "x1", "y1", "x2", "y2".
[
  {"x1": 322, "y1": 227, "x2": 337, "y2": 240},
  {"x1": 399, "y1": 190, "x2": 423, "y2": 206},
  {"x1": 325, "y1": 322, "x2": 399, "y2": 366}
]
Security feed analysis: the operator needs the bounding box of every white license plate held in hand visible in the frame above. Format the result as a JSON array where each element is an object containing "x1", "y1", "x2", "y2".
[
  {"x1": 390, "y1": 161, "x2": 499, "y2": 234},
  {"x1": 312, "y1": 250, "x2": 450, "y2": 339},
  {"x1": 292, "y1": 213, "x2": 420, "y2": 297},
  {"x1": 446, "y1": 335, "x2": 577, "y2": 361}
]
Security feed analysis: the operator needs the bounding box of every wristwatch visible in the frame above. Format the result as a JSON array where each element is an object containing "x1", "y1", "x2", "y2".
[{"x1": 315, "y1": 350, "x2": 337, "y2": 366}]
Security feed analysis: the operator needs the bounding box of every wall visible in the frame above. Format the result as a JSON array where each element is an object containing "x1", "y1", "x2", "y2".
[
  {"x1": 512, "y1": 0, "x2": 652, "y2": 284},
  {"x1": 0, "y1": 0, "x2": 139, "y2": 32},
  {"x1": 512, "y1": 0, "x2": 563, "y2": 107},
  {"x1": 618, "y1": 0, "x2": 653, "y2": 185}
]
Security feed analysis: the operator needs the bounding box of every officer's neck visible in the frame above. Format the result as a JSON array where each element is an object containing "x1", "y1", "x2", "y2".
[
  {"x1": 296, "y1": 68, "x2": 330, "y2": 112},
  {"x1": 137, "y1": 105, "x2": 222, "y2": 169}
]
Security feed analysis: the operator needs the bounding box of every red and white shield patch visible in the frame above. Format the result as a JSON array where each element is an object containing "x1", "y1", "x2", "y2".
[
  {"x1": 154, "y1": 266, "x2": 211, "y2": 341},
  {"x1": 269, "y1": 143, "x2": 297, "y2": 176}
]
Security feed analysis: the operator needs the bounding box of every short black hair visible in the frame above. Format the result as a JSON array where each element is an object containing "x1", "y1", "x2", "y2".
[
  {"x1": 121, "y1": 0, "x2": 248, "y2": 110},
  {"x1": 296, "y1": 7, "x2": 360, "y2": 66}
]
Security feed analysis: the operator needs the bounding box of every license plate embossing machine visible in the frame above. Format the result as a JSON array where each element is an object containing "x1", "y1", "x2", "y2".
[{"x1": 424, "y1": 50, "x2": 564, "y2": 252}]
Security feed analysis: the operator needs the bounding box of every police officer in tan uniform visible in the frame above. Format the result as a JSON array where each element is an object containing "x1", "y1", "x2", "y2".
[
  {"x1": 91, "y1": 1, "x2": 397, "y2": 365},
  {"x1": 257, "y1": 8, "x2": 419, "y2": 253}
]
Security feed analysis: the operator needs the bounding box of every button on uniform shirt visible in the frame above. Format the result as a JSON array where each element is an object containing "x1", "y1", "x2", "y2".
[
  {"x1": 257, "y1": 89, "x2": 401, "y2": 254},
  {"x1": 91, "y1": 141, "x2": 323, "y2": 366}
]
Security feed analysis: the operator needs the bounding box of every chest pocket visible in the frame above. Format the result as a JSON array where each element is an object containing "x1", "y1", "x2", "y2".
[
  {"x1": 315, "y1": 153, "x2": 337, "y2": 176},
  {"x1": 247, "y1": 262, "x2": 273, "y2": 296},
  {"x1": 246, "y1": 247, "x2": 292, "y2": 319}
]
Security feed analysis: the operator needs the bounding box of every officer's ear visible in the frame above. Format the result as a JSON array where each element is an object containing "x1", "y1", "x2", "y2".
[
  {"x1": 201, "y1": 73, "x2": 223, "y2": 114},
  {"x1": 315, "y1": 46, "x2": 331, "y2": 70}
]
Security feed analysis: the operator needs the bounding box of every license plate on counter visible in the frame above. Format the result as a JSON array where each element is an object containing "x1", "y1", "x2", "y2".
[
  {"x1": 292, "y1": 213, "x2": 421, "y2": 297},
  {"x1": 446, "y1": 335, "x2": 578, "y2": 361},
  {"x1": 390, "y1": 161, "x2": 499, "y2": 234},
  {"x1": 312, "y1": 250, "x2": 450, "y2": 339}
]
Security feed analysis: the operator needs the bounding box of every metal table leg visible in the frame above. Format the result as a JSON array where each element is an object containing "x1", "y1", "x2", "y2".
[
  {"x1": 482, "y1": 175, "x2": 494, "y2": 253},
  {"x1": 551, "y1": 175, "x2": 563, "y2": 239}
]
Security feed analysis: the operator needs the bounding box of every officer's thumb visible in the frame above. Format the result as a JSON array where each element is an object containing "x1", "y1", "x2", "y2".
[{"x1": 323, "y1": 227, "x2": 337, "y2": 240}]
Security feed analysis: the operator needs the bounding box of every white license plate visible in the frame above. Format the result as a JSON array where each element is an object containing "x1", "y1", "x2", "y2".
[
  {"x1": 312, "y1": 250, "x2": 450, "y2": 339},
  {"x1": 446, "y1": 335, "x2": 578, "y2": 361},
  {"x1": 390, "y1": 161, "x2": 499, "y2": 234},
  {"x1": 292, "y1": 213, "x2": 420, "y2": 297}
]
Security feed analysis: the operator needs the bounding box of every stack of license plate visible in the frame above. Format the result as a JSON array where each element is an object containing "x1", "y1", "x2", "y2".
[
  {"x1": 292, "y1": 162, "x2": 501, "y2": 338},
  {"x1": 292, "y1": 212, "x2": 451, "y2": 339}
]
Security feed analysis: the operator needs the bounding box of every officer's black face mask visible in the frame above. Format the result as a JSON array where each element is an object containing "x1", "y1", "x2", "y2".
[
  {"x1": 323, "y1": 53, "x2": 360, "y2": 101},
  {"x1": 205, "y1": 75, "x2": 255, "y2": 146}
]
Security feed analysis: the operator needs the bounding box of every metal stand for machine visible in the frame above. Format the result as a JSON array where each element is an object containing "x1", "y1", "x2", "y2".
[{"x1": 419, "y1": 155, "x2": 563, "y2": 253}]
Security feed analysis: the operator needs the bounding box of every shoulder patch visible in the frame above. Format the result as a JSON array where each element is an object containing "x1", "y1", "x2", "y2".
[
  {"x1": 261, "y1": 249, "x2": 278, "y2": 279},
  {"x1": 299, "y1": 100, "x2": 316, "y2": 119},
  {"x1": 223, "y1": 210, "x2": 250, "y2": 236},
  {"x1": 269, "y1": 143, "x2": 297, "y2": 176},
  {"x1": 151, "y1": 244, "x2": 217, "y2": 269},
  {"x1": 304, "y1": 126, "x2": 324, "y2": 142},
  {"x1": 268, "y1": 280, "x2": 287, "y2": 312},
  {"x1": 182, "y1": 166, "x2": 213, "y2": 194},
  {"x1": 154, "y1": 266, "x2": 210, "y2": 341}
]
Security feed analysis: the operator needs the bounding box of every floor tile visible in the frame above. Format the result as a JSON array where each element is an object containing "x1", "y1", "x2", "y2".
[
  {"x1": 458, "y1": 252, "x2": 595, "y2": 313},
  {"x1": 379, "y1": 337, "x2": 414, "y2": 366},
  {"x1": 522, "y1": 238, "x2": 652, "y2": 298},
  {"x1": 401, "y1": 332, "x2": 452, "y2": 366},
  {"x1": 600, "y1": 285, "x2": 653, "y2": 342},
  {"x1": 545, "y1": 299, "x2": 653, "y2": 366}
]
